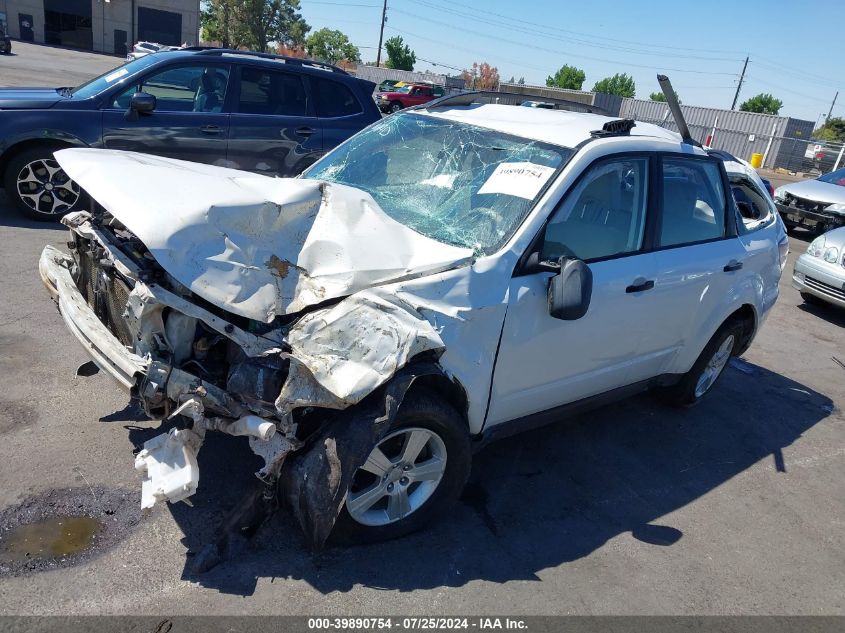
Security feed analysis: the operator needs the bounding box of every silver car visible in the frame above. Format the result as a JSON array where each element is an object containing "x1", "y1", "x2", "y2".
[
  {"x1": 793, "y1": 226, "x2": 845, "y2": 309},
  {"x1": 775, "y1": 167, "x2": 845, "y2": 234}
]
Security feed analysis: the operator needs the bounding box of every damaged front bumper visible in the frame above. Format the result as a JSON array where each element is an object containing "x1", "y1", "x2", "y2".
[
  {"x1": 38, "y1": 211, "x2": 451, "y2": 550},
  {"x1": 40, "y1": 245, "x2": 148, "y2": 389},
  {"x1": 39, "y1": 238, "x2": 296, "y2": 511}
]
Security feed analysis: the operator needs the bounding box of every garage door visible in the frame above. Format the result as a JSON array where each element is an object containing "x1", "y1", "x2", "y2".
[{"x1": 138, "y1": 7, "x2": 182, "y2": 46}]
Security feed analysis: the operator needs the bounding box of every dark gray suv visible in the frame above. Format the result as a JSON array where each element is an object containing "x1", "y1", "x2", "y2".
[{"x1": 0, "y1": 49, "x2": 380, "y2": 220}]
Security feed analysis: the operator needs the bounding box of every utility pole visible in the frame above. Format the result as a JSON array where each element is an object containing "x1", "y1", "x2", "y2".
[
  {"x1": 376, "y1": 0, "x2": 387, "y2": 66},
  {"x1": 731, "y1": 56, "x2": 749, "y2": 110},
  {"x1": 826, "y1": 91, "x2": 838, "y2": 123}
]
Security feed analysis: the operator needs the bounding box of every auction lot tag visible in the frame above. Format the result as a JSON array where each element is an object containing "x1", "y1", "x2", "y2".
[
  {"x1": 478, "y1": 161, "x2": 556, "y2": 199},
  {"x1": 105, "y1": 68, "x2": 129, "y2": 83}
]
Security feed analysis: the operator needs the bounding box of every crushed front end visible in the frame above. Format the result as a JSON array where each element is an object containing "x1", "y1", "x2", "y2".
[{"x1": 40, "y1": 210, "x2": 301, "y2": 511}]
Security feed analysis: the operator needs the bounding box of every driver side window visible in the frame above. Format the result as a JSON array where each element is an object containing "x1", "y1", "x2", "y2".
[
  {"x1": 542, "y1": 157, "x2": 649, "y2": 262},
  {"x1": 111, "y1": 65, "x2": 230, "y2": 112}
]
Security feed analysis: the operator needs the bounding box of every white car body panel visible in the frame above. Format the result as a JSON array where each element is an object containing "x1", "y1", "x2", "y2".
[{"x1": 41, "y1": 103, "x2": 786, "y2": 512}]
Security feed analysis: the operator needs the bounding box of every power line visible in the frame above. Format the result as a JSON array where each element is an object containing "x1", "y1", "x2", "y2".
[
  {"x1": 389, "y1": 8, "x2": 739, "y2": 76},
  {"x1": 409, "y1": 0, "x2": 745, "y2": 63},
  {"x1": 412, "y1": 0, "x2": 749, "y2": 57}
]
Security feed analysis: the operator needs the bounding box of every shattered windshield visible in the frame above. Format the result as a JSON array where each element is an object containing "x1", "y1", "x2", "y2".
[{"x1": 305, "y1": 113, "x2": 572, "y2": 254}]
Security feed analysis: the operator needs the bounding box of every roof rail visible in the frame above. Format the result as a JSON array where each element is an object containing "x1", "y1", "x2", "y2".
[
  {"x1": 417, "y1": 90, "x2": 612, "y2": 116},
  {"x1": 186, "y1": 48, "x2": 349, "y2": 75},
  {"x1": 590, "y1": 118, "x2": 636, "y2": 138}
]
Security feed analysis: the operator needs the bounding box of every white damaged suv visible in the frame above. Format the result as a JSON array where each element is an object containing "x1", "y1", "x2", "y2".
[{"x1": 39, "y1": 90, "x2": 787, "y2": 556}]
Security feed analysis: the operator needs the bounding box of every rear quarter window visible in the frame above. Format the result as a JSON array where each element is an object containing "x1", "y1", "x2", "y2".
[{"x1": 313, "y1": 78, "x2": 362, "y2": 117}]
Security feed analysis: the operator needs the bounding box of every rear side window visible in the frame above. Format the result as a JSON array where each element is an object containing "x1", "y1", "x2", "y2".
[
  {"x1": 659, "y1": 158, "x2": 726, "y2": 247},
  {"x1": 236, "y1": 68, "x2": 307, "y2": 116},
  {"x1": 313, "y1": 78, "x2": 362, "y2": 117},
  {"x1": 731, "y1": 177, "x2": 773, "y2": 232}
]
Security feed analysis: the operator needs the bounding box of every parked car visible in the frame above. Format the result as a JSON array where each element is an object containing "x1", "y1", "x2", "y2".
[
  {"x1": 0, "y1": 48, "x2": 380, "y2": 220},
  {"x1": 803, "y1": 141, "x2": 844, "y2": 174},
  {"x1": 39, "y1": 96, "x2": 786, "y2": 553},
  {"x1": 0, "y1": 24, "x2": 10, "y2": 55},
  {"x1": 377, "y1": 79, "x2": 401, "y2": 93},
  {"x1": 706, "y1": 149, "x2": 774, "y2": 198},
  {"x1": 125, "y1": 41, "x2": 180, "y2": 62},
  {"x1": 774, "y1": 167, "x2": 845, "y2": 234},
  {"x1": 792, "y1": 227, "x2": 845, "y2": 309},
  {"x1": 376, "y1": 82, "x2": 445, "y2": 113}
]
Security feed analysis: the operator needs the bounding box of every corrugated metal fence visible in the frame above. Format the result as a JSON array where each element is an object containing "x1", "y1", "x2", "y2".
[
  {"x1": 494, "y1": 85, "x2": 817, "y2": 171},
  {"x1": 618, "y1": 98, "x2": 816, "y2": 170}
]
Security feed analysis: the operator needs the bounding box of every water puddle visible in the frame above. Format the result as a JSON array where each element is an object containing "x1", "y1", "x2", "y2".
[
  {"x1": 0, "y1": 487, "x2": 139, "y2": 575},
  {"x1": 0, "y1": 516, "x2": 102, "y2": 563}
]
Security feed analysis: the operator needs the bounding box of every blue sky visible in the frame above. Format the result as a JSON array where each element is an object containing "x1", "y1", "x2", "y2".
[{"x1": 299, "y1": 0, "x2": 844, "y2": 124}]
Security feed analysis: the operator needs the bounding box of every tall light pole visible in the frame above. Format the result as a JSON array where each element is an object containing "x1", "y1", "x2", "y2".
[
  {"x1": 730, "y1": 56, "x2": 749, "y2": 110},
  {"x1": 376, "y1": 0, "x2": 387, "y2": 66}
]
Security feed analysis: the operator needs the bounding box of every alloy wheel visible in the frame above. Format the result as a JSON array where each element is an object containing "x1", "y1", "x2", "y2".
[
  {"x1": 16, "y1": 158, "x2": 80, "y2": 217},
  {"x1": 694, "y1": 334, "x2": 735, "y2": 398},
  {"x1": 346, "y1": 427, "x2": 447, "y2": 527}
]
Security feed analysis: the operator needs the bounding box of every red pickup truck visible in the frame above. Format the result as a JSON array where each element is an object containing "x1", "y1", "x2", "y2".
[{"x1": 376, "y1": 83, "x2": 445, "y2": 113}]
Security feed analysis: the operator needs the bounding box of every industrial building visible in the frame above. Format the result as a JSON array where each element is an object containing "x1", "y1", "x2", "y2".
[{"x1": 0, "y1": 0, "x2": 200, "y2": 56}]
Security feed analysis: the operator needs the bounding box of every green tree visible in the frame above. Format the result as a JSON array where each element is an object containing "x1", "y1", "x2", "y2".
[
  {"x1": 517, "y1": 76, "x2": 525, "y2": 85},
  {"x1": 201, "y1": 0, "x2": 309, "y2": 52},
  {"x1": 384, "y1": 35, "x2": 415, "y2": 71},
  {"x1": 591, "y1": 73, "x2": 636, "y2": 98},
  {"x1": 739, "y1": 93, "x2": 783, "y2": 115},
  {"x1": 546, "y1": 64, "x2": 586, "y2": 90},
  {"x1": 649, "y1": 90, "x2": 681, "y2": 104},
  {"x1": 813, "y1": 117, "x2": 845, "y2": 142},
  {"x1": 305, "y1": 28, "x2": 360, "y2": 64}
]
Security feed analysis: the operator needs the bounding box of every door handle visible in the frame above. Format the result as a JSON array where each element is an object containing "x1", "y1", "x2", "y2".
[
  {"x1": 626, "y1": 278, "x2": 655, "y2": 293},
  {"x1": 295, "y1": 126, "x2": 315, "y2": 137},
  {"x1": 723, "y1": 260, "x2": 744, "y2": 272},
  {"x1": 200, "y1": 125, "x2": 221, "y2": 134}
]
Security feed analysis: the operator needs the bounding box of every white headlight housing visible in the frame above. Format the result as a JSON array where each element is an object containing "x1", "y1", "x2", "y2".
[
  {"x1": 773, "y1": 186, "x2": 786, "y2": 202},
  {"x1": 823, "y1": 246, "x2": 840, "y2": 263},
  {"x1": 825, "y1": 202, "x2": 845, "y2": 214},
  {"x1": 807, "y1": 236, "x2": 825, "y2": 257}
]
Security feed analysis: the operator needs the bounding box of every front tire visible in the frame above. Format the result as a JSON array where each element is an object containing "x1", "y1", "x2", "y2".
[
  {"x1": 333, "y1": 389, "x2": 471, "y2": 544},
  {"x1": 390, "y1": 101, "x2": 403, "y2": 113},
  {"x1": 3, "y1": 146, "x2": 84, "y2": 221},
  {"x1": 660, "y1": 320, "x2": 743, "y2": 407},
  {"x1": 800, "y1": 291, "x2": 825, "y2": 306}
]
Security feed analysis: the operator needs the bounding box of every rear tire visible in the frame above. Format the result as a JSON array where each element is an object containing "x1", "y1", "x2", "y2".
[
  {"x1": 3, "y1": 145, "x2": 84, "y2": 221},
  {"x1": 659, "y1": 319, "x2": 743, "y2": 407},
  {"x1": 332, "y1": 389, "x2": 471, "y2": 544}
]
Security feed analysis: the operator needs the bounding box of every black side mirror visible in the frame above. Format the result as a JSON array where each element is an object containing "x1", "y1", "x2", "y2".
[
  {"x1": 125, "y1": 91, "x2": 156, "y2": 121},
  {"x1": 548, "y1": 257, "x2": 592, "y2": 320}
]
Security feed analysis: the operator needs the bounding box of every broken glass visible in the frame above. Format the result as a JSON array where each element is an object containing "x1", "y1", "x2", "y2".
[{"x1": 305, "y1": 113, "x2": 573, "y2": 255}]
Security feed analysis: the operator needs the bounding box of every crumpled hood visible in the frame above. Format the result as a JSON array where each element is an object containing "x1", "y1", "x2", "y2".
[
  {"x1": 55, "y1": 148, "x2": 474, "y2": 322},
  {"x1": 780, "y1": 178, "x2": 845, "y2": 207}
]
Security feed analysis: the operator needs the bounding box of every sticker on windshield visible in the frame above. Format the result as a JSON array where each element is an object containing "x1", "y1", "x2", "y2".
[
  {"x1": 104, "y1": 68, "x2": 129, "y2": 83},
  {"x1": 477, "y1": 162, "x2": 556, "y2": 199}
]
